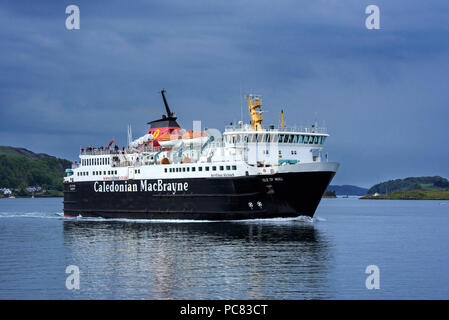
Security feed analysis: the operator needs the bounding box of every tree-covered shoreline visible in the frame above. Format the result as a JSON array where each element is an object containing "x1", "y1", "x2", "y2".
[
  {"x1": 367, "y1": 176, "x2": 449, "y2": 195},
  {"x1": 361, "y1": 189, "x2": 449, "y2": 200},
  {"x1": 0, "y1": 146, "x2": 71, "y2": 198}
]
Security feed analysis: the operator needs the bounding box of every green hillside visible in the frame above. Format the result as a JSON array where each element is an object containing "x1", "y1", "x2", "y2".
[
  {"x1": 361, "y1": 189, "x2": 449, "y2": 200},
  {"x1": 367, "y1": 176, "x2": 449, "y2": 195},
  {"x1": 0, "y1": 146, "x2": 71, "y2": 196},
  {"x1": 0, "y1": 146, "x2": 52, "y2": 159}
]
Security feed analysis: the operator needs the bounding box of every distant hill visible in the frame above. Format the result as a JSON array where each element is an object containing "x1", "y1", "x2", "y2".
[
  {"x1": 0, "y1": 146, "x2": 52, "y2": 159},
  {"x1": 361, "y1": 189, "x2": 449, "y2": 200},
  {"x1": 367, "y1": 176, "x2": 449, "y2": 195},
  {"x1": 328, "y1": 185, "x2": 368, "y2": 196},
  {"x1": 0, "y1": 146, "x2": 71, "y2": 191}
]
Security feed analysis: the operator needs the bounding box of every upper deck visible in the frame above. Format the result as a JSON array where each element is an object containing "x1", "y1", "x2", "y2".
[{"x1": 224, "y1": 122, "x2": 327, "y2": 135}]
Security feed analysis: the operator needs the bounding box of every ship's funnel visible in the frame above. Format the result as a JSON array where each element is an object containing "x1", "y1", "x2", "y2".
[{"x1": 147, "y1": 89, "x2": 182, "y2": 140}]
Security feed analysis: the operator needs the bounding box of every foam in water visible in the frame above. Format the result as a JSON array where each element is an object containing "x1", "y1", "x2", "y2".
[
  {"x1": 0, "y1": 211, "x2": 64, "y2": 219},
  {"x1": 61, "y1": 215, "x2": 320, "y2": 224},
  {"x1": 0, "y1": 209, "x2": 323, "y2": 224}
]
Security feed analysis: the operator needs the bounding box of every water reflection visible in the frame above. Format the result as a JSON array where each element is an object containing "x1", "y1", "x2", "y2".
[{"x1": 63, "y1": 219, "x2": 333, "y2": 299}]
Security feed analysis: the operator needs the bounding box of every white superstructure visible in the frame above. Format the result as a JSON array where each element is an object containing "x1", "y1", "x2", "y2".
[{"x1": 64, "y1": 95, "x2": 333, "y2": 183}]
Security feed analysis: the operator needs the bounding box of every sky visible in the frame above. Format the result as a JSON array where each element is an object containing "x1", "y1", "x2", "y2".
[{"x1": 1, "y1": 0, "x2": 448, "y2": 188}]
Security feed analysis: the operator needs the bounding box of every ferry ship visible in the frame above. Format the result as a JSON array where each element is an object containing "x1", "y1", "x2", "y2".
[{"x1": 63, "y1": 90, "x2": 339, "y2": 220}]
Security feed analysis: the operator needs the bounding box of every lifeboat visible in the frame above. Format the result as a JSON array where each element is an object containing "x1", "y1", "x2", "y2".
[{"x1": 158, "y1": 130, "x2": 209, "y2": 148}]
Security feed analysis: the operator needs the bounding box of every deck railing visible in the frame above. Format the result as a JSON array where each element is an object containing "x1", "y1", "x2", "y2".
[{"x1": 224, "y1": 125, "x2": 327, "y2": 134}]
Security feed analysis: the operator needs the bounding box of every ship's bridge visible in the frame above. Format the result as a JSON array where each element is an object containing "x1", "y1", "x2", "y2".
[{"x1": 222, "y1": 123, "x2": 329, "y2": 166}]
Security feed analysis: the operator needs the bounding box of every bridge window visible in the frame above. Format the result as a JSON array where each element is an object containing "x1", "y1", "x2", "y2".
[
  {"x1": 314, "y1": 136, "x2": 319, "y2": 144},
  {"x1": 226, "y1": 165, "x2": 231, "y2": 170},
  {"x1": 303, "y1": 136, "x2": 309, "y2": 143},
  {"x1": 192, "y1": 167, "x2": 196, "y2": 172},
  {"x1": 220, "y1": 166, "x2": 224, "y2": 171},
  {"x1": 278, "y1": 135, "x2": 284, "y2": 143},
  {"x1": 232, "y1": 165, "x2": 237, "y2": 170}
]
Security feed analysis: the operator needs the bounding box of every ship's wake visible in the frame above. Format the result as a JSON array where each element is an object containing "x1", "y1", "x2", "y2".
[
  {"x1": 0, "y1": 211, "x2": 64, "y2": 219},
  {"x1": 0, "y1": 211, "x2": 324, "y2": 224},
  {"x1": 61, "y1": 214, "x2": 323, "y2": 224}
]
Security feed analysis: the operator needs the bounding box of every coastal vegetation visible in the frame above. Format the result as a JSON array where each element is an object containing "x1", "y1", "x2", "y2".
[
  {"x1": 0, "y1": 146, "x2": 71, "y2": 198},
  {"x1": 361, "y1": 176, "x2": 449, "y2": 200},
  {"x1": 367, "y1": 176, "x2": 449, "y2": 195},
  {"x1": 361, "y1": 189, "x2": 449, "y2": 200}
]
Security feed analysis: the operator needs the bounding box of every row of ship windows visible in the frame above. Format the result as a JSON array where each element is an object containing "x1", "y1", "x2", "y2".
[
  {"x1": 164, "y1": 165, "x2": 237, "y2": 173},
  {"x1": 77, "y1": 170, "x2": 118, "y2": 176},
  {"x1": 77, "y1": 166, "x2": 238, "y2": 176},
  {"x1": 227, "y1": 134, "x2": 326, "y2": 144},
  {"x1": 82, "y1": 158, "x2": 110, "y2": 166},
  {"x1": 279, "y1": 135, "x2": 325, "y2": 144}
]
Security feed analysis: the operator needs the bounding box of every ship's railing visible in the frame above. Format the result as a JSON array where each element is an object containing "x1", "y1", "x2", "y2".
[
  {"x1": 111, "y1": 160, "x2": 146, "y2": 168},
  {"x1": 80, "y1": 149, "x2": 122, "y2": 155},
  {"x1": 80, "y1": 145, "x2": 162, "y2": 156},
  {"x1": 128, "y1": 145, "x2": 162, "y2": 153},
  {"x1": 281, "y1": 126, "x2": 327, "y2": 134},
  {"x1": 224, "y1": 125, "x2": 327, "y2": 134}
]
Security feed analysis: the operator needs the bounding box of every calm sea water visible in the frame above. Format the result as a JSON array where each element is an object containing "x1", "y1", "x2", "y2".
[{"x1": 0, "y1": 197, "x2": 448, "y2": 299}]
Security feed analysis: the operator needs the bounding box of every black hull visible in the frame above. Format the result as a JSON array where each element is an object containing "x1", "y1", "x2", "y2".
[{"x1": 63, "y1": 171, "x2": 336, "y2": 220}]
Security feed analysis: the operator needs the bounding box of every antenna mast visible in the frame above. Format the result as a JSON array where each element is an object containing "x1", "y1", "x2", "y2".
[{"x1": 246, "y1": 94, "x2": 263, "y2": 131}]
